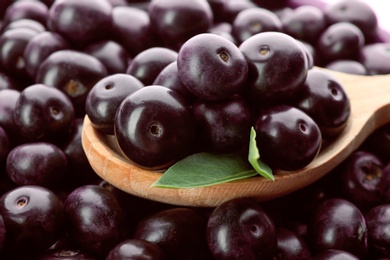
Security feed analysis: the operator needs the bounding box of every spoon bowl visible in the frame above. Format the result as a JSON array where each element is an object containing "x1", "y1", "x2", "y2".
[{"x1": 82, "y1": 68, "x2": 390, "y2": 207}]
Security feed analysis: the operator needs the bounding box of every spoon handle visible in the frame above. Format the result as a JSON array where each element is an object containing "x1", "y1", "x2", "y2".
[
  {"x1": 283, "y1": 69, "x2": 390, "y2": 176},
  {"x1": 81, "y1": 69, "x2": 390, "y2": 207}
]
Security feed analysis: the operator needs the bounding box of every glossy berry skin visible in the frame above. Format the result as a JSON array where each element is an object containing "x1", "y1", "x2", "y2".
[
  {"x1": 0, "y1": 185, "x2": 65, "y2": 256},
  {"x1": 106, "y1": 239, "x2": 168, "y2": 260},
  {"x1": 324, "y1": 0, "x2": 378, "y2": 41},
  {"x1": 340, "y1": 151, "x2": 384, "y2": 211},
  {"x1": 64, "y1": 185, "x2": 129, "y2": 258},
  {"x1": 111, "y1": 6, "x2": 154, "y2": 56},
  {"x1": 365, "y1": 204, "x2": 390, "y2": 258},
  {"x1": 207, "y1": 198, "x2": 277, "y2": 260},
  {"x1": 178, "y1": 33, "x2": 248, "y2": 101},
  {"x1": 232, "y1": 7, "x2": 283, "y2": 44},
  {"x1": 126, "y1": 47, "x2": 178, "y2": 86},
  {"x1": 359, "y1": 43, "x2": 390, "y2": 75},
  {"x1": 254, "y1": 105, "x2": 322, "y2": 171},
  {"x1": 294, "y1": 69, "x2": 351, "y2": 137},
  {"x1": 3, "y1": 0, "x2": 49, "y2": 26},
  {"x1": 86, "y1": 74, "x2": 144, "y2": 135},
  {"x1": 153, "y1": 61, "x2": 196, "y2": 104},
  {"x1": 2, "y1": 18, "x2": 46, "y2": 34},
  {"x1": 312, "y1": 249, "x2": 359, "y2": 260},
  {"x1": 208, "y1": 22, "x2": 237, "y2": 45},
  {"x1": 47, "y1": 0, "x2": 113, "y2": 48},
  {"x1": 192, "y1": 95, "x2": 252, "y2": 153},
  {"x1": 61, "y1": 118, "x2": 99, "y2": 189},
  {"x1": 134, "y1": 207, "x2": 209, "y2": 260},
  {"x1": 35, "y1": 50, "x2": 108, "y2": 117},
  {"x1": 0, "y1": 127, "x2": 9, "y2": 163},
  {"x1": 84, "y1": 40, "x2": 131, "y2": 75},
  {"x1": 0, "y1": 27, "x2": 38, "y2": 78},
  {"x1": 298, "y1": 41, "x2": 315, "y2": 69},
  {"x1": 148, "y1": 0, "x2": 213, "y2": 50},
  {"x1": 307, "y1": 198, "x2": 368, "y2": 259},
  {"x1": 13, "y1": 84, "x2": 75, "y2": 143},
  {"x1": 6, "y1": 142, "x2": 67, "y2": 188},
  {"x1": 115, "y1": 85, "x2": 196, "y2": 169},
  {"x1": 281, "y1": 5, "x2": 326, "y2": 45},
  {"x1": 239, "y1": 32, "x2": 308, "y2": 108},
  {"x1": 276, "y1": 228, "x2": 311, "y2": 259},
  {"x1": 325, "y1": 60, "x2": 367, "y2": 75},
  {"x1": 0, "y1": 89, "x2": 20, "y2": 140},
  {"x1": 222, "y1": 0, "x2": 257, "y2": 24},
  {"x1": 316, "y1": 22, "x2": 365, "y2": 65},
  {"x1": 23, "y1": 31, "x2": 69, "y2": 78}
]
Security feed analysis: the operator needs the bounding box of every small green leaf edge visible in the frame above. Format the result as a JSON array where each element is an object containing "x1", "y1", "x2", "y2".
[{"x1": 248, "y1": 127, "x2": 274, "y2": 181}]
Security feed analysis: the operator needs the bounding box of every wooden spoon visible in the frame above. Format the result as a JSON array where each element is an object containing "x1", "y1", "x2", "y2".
[{"x1": 82, "y1": 68, "x2": 390, "y2": 207}]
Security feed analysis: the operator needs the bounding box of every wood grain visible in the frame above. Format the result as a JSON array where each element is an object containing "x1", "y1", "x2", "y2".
[{"x1": 81, "y1": 68, "x2": 390, "y2": 207}]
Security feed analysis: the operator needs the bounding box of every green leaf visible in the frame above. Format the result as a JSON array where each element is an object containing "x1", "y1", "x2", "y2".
[
  {"x1": 152, "y1": 152, "x2": 258, "y2": 188},
  {"x1": 248, "y1": 127, "x2": 274, "y2": 181}
]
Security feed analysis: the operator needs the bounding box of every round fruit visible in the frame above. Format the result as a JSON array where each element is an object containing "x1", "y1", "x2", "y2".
[
  {"x1": 293, "y1": 69, "x2": 351, "y2": 137},
  {"x1": 359, "y1": 43, "x2": 390, "y2": 75},
  {"x1": 192, "y1": 95, "x2": 252, "y2": 153},
  {"x1": 83, "y1": 40, "x2": 131, "y2": 75},
  {"x1": 126, "y1": 47, "x2": 178, "y2": 86},
  {"x1": 23, "y1": 31, "x2": 69, "y2": 78},
  {"x1": 307, "y1": 198, "x2": 368, "y2": 259},
  {"x1": 324, "y1": 0, "x2": 378, "y2": 41},
  {"x1": 207, "y1": 197, "x2": 277, "y2": 259},
  {"x1": 35, "y1": 49, "x2": 108, "y2": 117},
  {"x1": 316, "y1": 22, "x2": 364, "y2": 64},
  {"x1": 114, "y1": 85, "x2": 196, "y2": 169},
  {"x1": 340, "y1": 151, "x2": 384, "y2": 211},
  {"x1": 177, "y1": 33, "x2": 248, "y2": 101},
  {"x1": 239, "y1": 31, "x2": 308, "y2": 108},
  {"x1": 134, "y1": 207, "x2": 209, "y2": 260},
  {"x1": 325, "y1": 60, "x2": 367, "y2": 75},
  {"x1": 148, "y1": 0, "x2": 213, "y2": 50},
  {"x1": 281, "y1": 5, "x2": 326, "y2": 44},
  {"x1": 13, "y1": 84, "x2": 75, "y2": 143},
  {"x1": 6, "y1": 142, "x2": 67, "y2": 188},
  {"x1": 365, "y1": 204, "x2": 390, "y2": 258},
  {"x1": 232, "y1": 7, "x2": 283, "y2": 44},
  {"x1": 47, "y1": 0, "x2": 112, "y2": 48},
  {"x1": 64, "y1": 185, "x2": 129, "y2": 258},
  {"x1": 111, "y1": 6, "x2": 153, "y2": 56},
  {"x1": 153, "y1": 61, "x2": 196, "y2": 104},
  {"x1": 0, "y1": 185, "x2": 65, "y2": 256},
  {"x1": 86, "y1": 73, "x2": 144, "y2": 135},
  {"x1": 254, "y1": 105, "x2": 322, "y2": 171},
  {"x1": 106, "y1": 239, "x2": 168, "y2": 260},
  {"x1": 276, "y1": 228, "x2": 311, "y2": 259},
  {"x1": 0, "y1": 27, "x2": 38, "y2": 78},
  {"x1": 3, "y1": 1, "x2": 48, "y2": 26}
]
